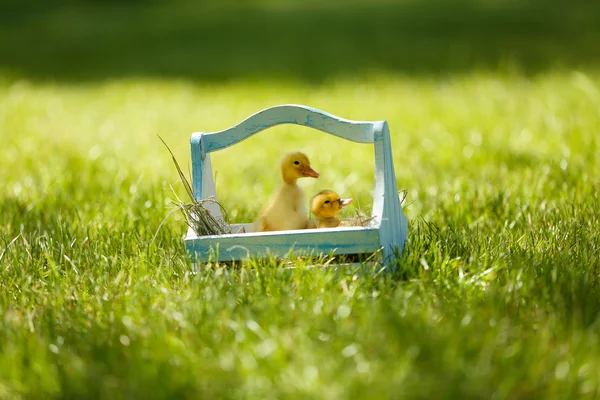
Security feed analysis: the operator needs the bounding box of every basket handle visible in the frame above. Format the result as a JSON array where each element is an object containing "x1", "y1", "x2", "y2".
[{"x1": 193, "y1": 104, "x2": 380, "y2": 157}]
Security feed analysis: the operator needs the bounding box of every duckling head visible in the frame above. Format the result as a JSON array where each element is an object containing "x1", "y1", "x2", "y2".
[
  {"x1": 311, "y1": 190, "x2": 353, "y2": 219},
  {"x1": 281, "y1": 152, "x2": 319, "y2": 184}
]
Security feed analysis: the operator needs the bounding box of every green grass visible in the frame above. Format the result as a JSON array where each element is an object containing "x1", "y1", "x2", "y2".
[{"x1": 1, "y1": 0, "x2": 600, "y2": 398}]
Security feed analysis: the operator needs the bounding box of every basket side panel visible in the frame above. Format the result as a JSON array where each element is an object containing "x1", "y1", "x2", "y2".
[
  {"x1": 373, "y1": 122, "x2": 408, "y2": 268},
  {"x1": 185, "y1": 228, "x2": 380, "y2": 263}
]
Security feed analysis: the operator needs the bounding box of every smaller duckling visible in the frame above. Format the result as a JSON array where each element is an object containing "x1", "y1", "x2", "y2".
[{"x1": 310, "y1": 190, "x2": 353, "y2": 228}]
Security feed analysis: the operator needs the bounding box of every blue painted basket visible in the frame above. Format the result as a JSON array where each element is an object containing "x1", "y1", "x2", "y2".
[{"x1": 185, "y1": 105, "x2": 408, "y2": 269}]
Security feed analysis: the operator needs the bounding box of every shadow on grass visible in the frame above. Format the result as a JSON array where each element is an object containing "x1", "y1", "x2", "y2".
[{"x1": 0, "y1": 0, "x2": 599, "y2": 83}]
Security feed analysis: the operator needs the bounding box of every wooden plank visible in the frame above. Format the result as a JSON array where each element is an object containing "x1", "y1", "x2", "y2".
[
  {"x1": 227, "y1": 221, "x2": 369, "y2": 234},
  {"x1": 185, "y1": 227, "x2": 380, "y2": 262},
  {"x1": 189, "y1": 136, "x2": 224, "y2": 219},
  {"x1": 196, "y1": 105, "x2": 380, "y2": 154},
  {"x1": 199, "y1": 154, "x2": 223, "y2": 219},
  {"x1": 190, "y1": 133, "x2": 204, "y2": 200},
  {"x1": 373, "y1": 121, "x2": 408, "y2": 267}
]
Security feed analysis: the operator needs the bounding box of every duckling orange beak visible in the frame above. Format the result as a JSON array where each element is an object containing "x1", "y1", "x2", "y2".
[
  {"x1": 338, "y1": 198, "x2": 353, "y2": 208},
  {"x1": 302, "y1": 166, "x2": 319, "y2": 178}
]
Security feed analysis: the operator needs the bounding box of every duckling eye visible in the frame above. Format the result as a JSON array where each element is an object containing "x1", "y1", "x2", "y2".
[
  {"x1": 324, "y1": 200, "x2": 330, "y2": 204},
  {"x1": 293, "y1": 161, "x2": 300, "y2": 165}
]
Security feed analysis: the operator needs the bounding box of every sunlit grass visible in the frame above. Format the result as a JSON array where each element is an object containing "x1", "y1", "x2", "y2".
[{"x1": 1, "y1": 45, "x2": 600, "y2": 400}]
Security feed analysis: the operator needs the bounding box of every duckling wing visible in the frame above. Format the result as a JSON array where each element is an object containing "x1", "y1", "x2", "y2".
[
  {"x1": 259, "y1": 184, "x2": 309, "y2": 231},
  {"x1": 317, "y1": 219, "x2": 342, "y2": 228},
  {"x1": 252, "y1": 216, "x2": 271, "y2": 232},
  {"x1": 306, "y1": 220, "x2": 318, "y2": 229}
]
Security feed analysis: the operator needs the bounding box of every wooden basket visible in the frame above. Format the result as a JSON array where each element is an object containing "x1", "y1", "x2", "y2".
[{"x1": 185, "y1": 105, "x2": 408, "y2": 270}]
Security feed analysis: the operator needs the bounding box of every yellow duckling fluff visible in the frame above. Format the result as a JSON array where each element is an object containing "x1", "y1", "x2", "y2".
[
  {"x1": 310, "y1": 190, "x2": 353, "y2": 228},
  {"x1": 253, "y1": 152, "x2": 319, "y2": 232}
]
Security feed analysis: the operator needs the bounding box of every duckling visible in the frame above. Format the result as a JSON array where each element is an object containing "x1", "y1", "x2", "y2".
[
  {"x1": 310, "y1": 190, "x2": 353, "y2": 228},
  {"x1": 252, "y1": 152, "x2": 319, "y2": 232}
]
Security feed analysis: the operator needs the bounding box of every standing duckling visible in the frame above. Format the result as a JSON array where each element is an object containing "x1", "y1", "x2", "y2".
[
  {"x1": 253, "y1": 152, "x2": 319, "y2": 232},
  {"x1": 310, "y1": 190, "x2": 353, "y2": 228}
]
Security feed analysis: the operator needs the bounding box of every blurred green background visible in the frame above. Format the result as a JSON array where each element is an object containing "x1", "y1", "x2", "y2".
[
  {"x1": 2, "y1": 0, "x2": 598, "y2": 218},
  {"x1": 1, "y1": 0, "x2": 599, "y2": 82}
]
